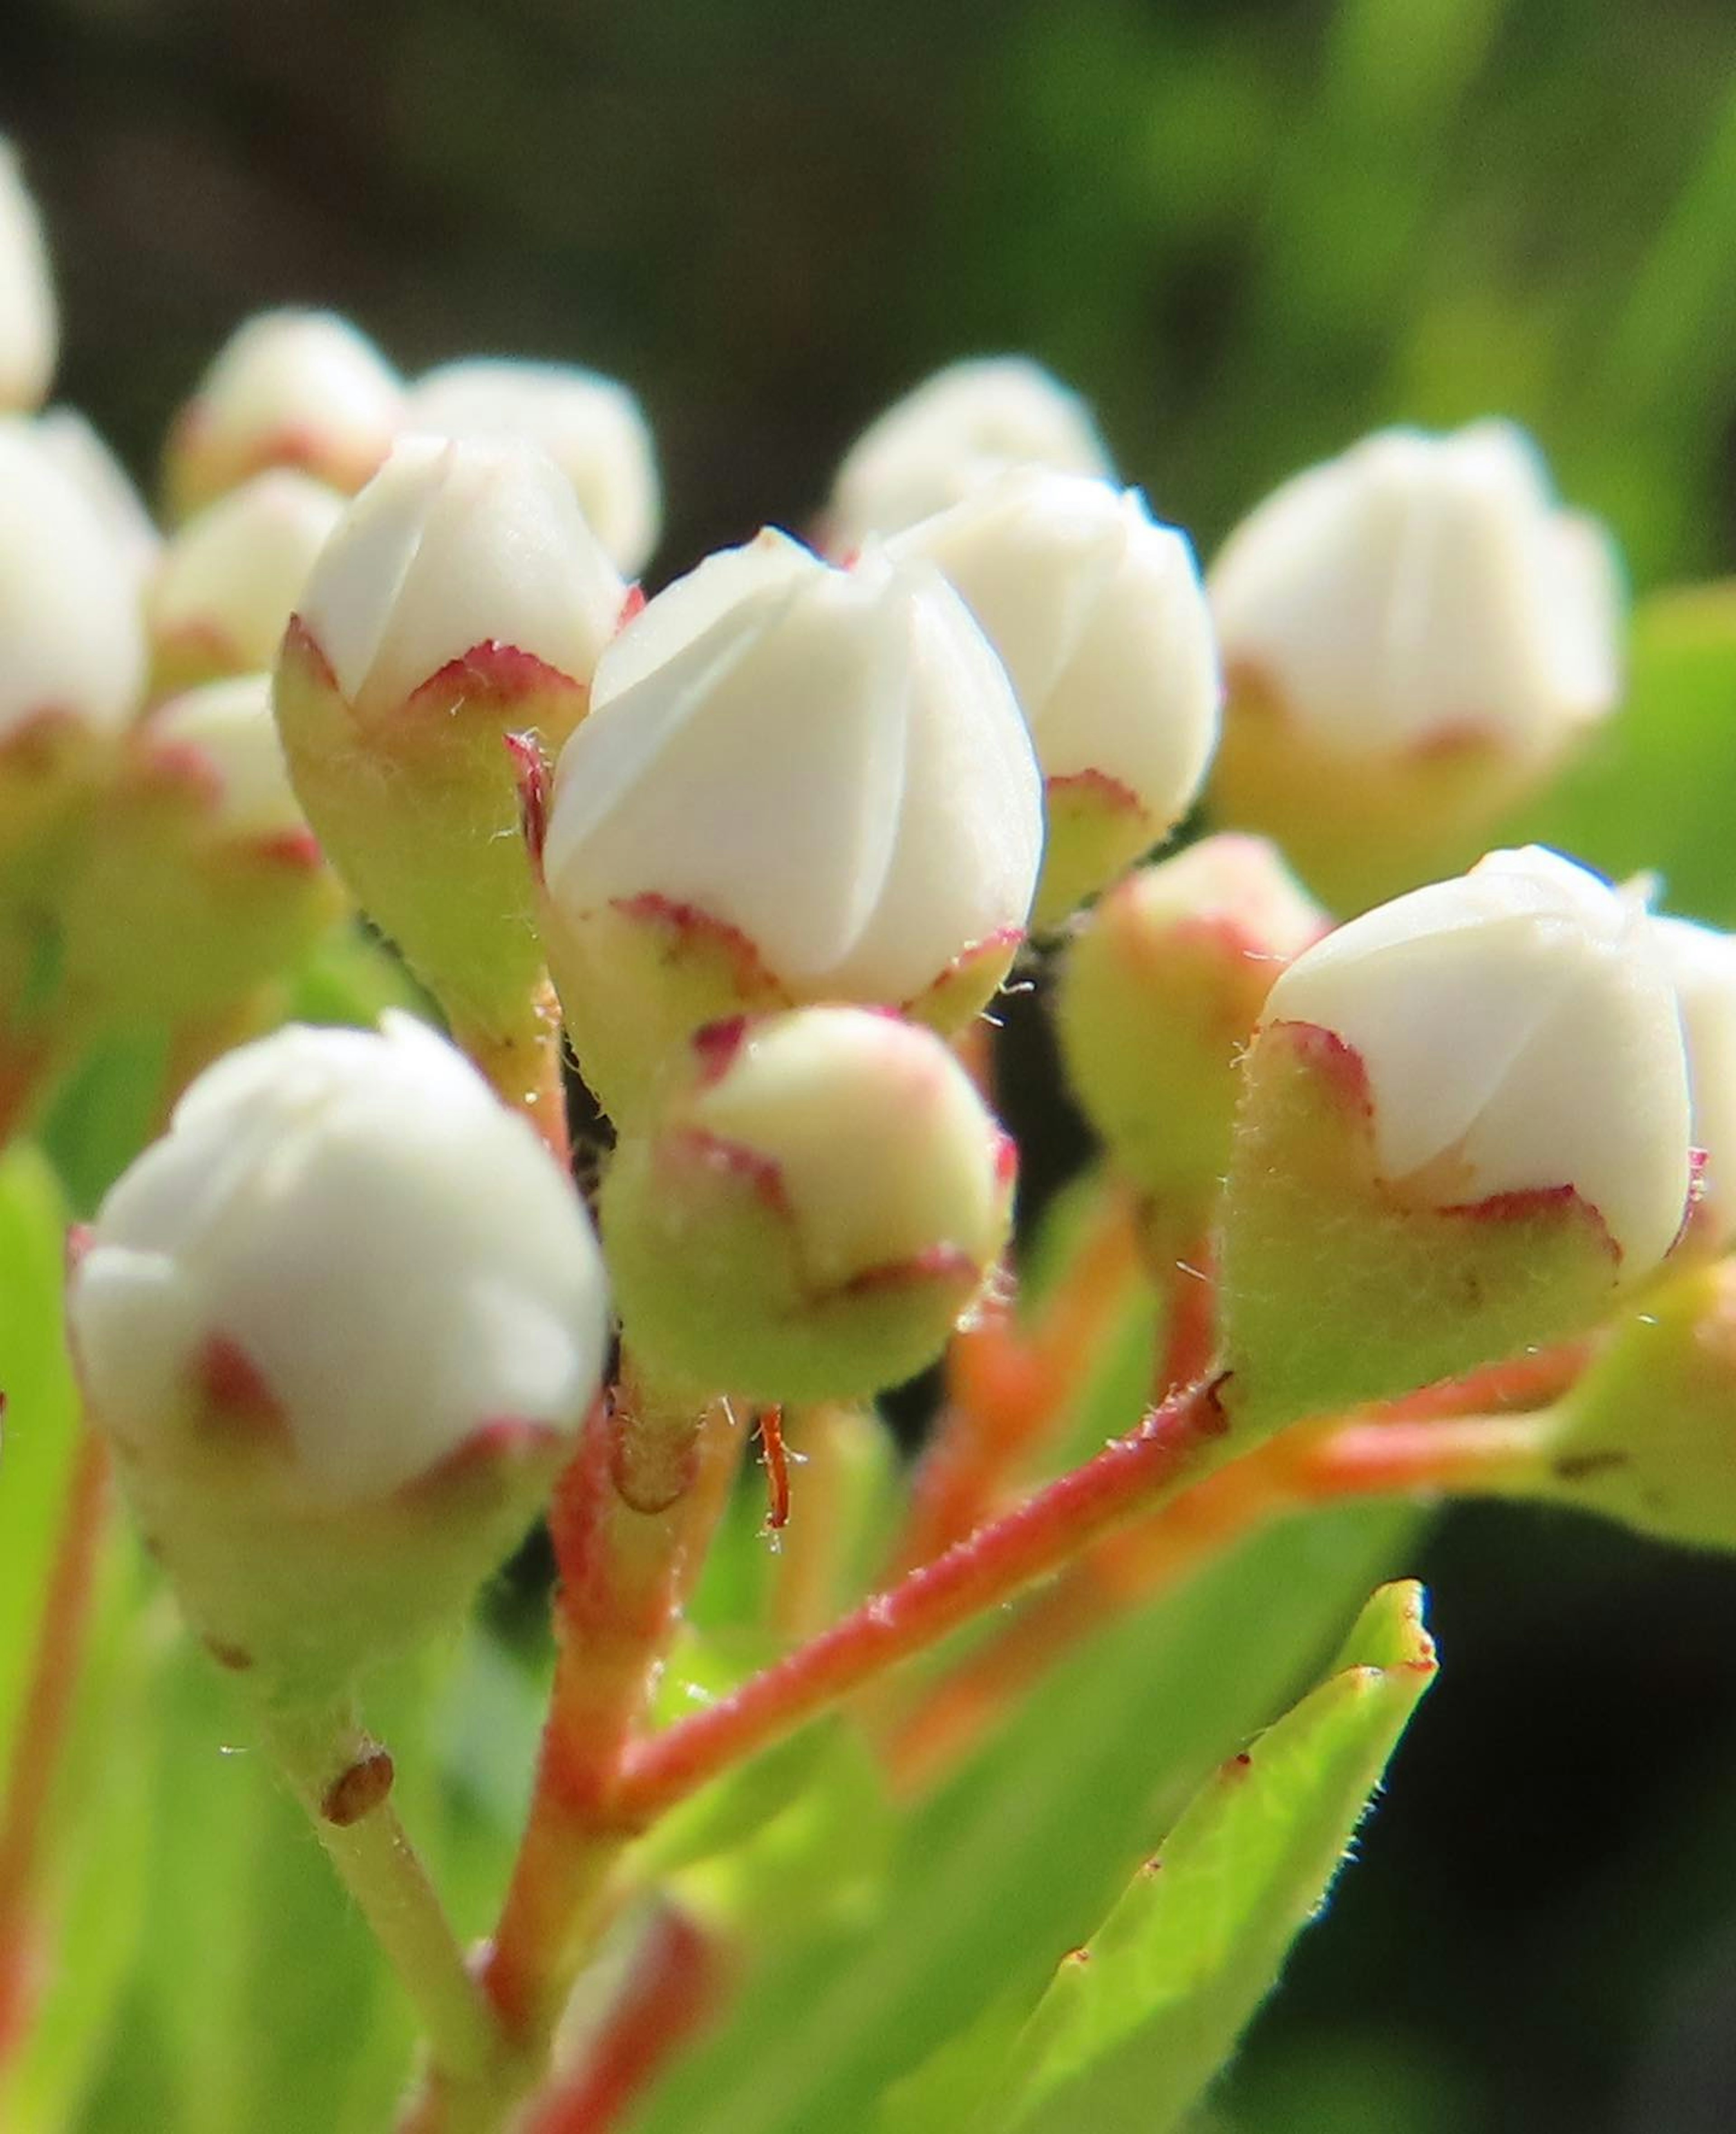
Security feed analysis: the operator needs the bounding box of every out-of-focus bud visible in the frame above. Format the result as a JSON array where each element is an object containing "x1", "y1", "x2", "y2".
[
  {"x1": 56, "y1": 673, "x2": 344, "y2": 1028},
  {"x1": 405, "y1": 358, "x2": 661, "y2": 577},
  {"x1": 537, "y1": 530, "x2": 1043, "y2": 1122},
  {"x1": 68, "y1": 1014, "x2": 610, "y2": 1698},
  {"x1": 1535, "y1": 1258, "x2": 1736, "y2": 1551},
  {"x1": 827, "y1": 357, "x2": 1114, "y2": 552},
  {"x1": 0, "y1": 422, "x2": 146, "y2": 866},
  {"x1": 148, "y1": 471, "x2": 344, "y2": 694},
  {"x1": 1220, "y1": 847, "x2": 1692, "y2": 1430},
  {"x1": 276, "y1": 435, "x2": 626, "y2": 1044},
  {"x1": 33, "y1": 408, "x2": 160, "y2": 590},
  {"x1": 0, "y1": 139, "x2": 56, "y2": 412},
  {"x1": 892, "y1": 469, "x2": 1220, "y2": 924},
  {"x1": 164, "y1": 309, "x2": 403, "y2": 522},
  {"x1": 1057, "y1": 835, "x2": 1326, "y2": 1259},
  {"x1": 1208, "y1": 422, "x2": 1621, "y2": 911},
  {"x1": 603, "y1": 1006, "x2": 1013, "y2": 1402},
  {"x1": 1652, "y1": 914, "x2": 1736, "y2": 1251}
]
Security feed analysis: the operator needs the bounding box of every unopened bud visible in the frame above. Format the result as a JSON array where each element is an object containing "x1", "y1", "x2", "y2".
[
  {"x1": 0, "y1": 139, "x2": 55, "y2": 412},
  {"x1": 1057, "y1": 835, "x2": 1326, "y2": 1257},
  {"x1": 0, "y1": 422, "x2": 146, "y2": 862},
  {"x1": 276, "y1": 435, "x2": 626, "y2": 1042},
  {"x1": 603, "y1": 1006, "x2": 1014, "y2": 1402},
  {"x1": 1652, "y1": 914, "x2": 1736, "y2": 1250},
  {"x1": 539, "y1": 531, "x2": 1042, "y2": 1122},
  {"x1": 149, "y1": 471, "x2": 344, "y2": 694},
  {"x1": 164, "y1": 309, "x2": 403, "y2": 522},
  {"x1": 1209, "y1": 422, "x2": 1621, "y2": 910},
  {"x1": 406, "y1": 358, "x2": 661, "y2": 576},
  {"x1": 33, "y1": 407, "x2": 162, "y2": 591},
  {"x1": 67, "y1": 1014, "x2": 610, "y2": 1697},
  {"x1": 1220, "y1": 847, "x2": 1692, "y2": 1427},
  {"x1": 892, "y1": 470, "x2": 1220, "y2": 925},
  {"x1": 827, "y1": 357, "x2": 1114, "y2": 551},
  {"x1": 56, "y1": 674, "x2": 344, "y2": 1028},
  {"x1": 1537, "y1": 1259, "x2": 1736, "y2": 1551}
]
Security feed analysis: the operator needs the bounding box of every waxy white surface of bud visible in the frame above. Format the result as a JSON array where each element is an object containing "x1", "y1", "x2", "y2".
[
  {"x1": 277, "y1": 435, "x2": 627, "y2": 1039},
  {"x1": 33, "y1": 407, "x2": 162, "y2": 590},
  {"x1": 1208, "y1": 423, "x2": 1621, "y2": 908},
  {"x1": 293, "y1": 433, "x2": 624, "y2": 714},
  {"x1": 1652, "y1": 915, "x2": 1736, "y2": 1249},
  {"x1": 149, "y1": 471, "x2": 344, "y2": 691},
  {"x1": 1264, "y1": 847, "x2": 1689, "y2": 1265},
  {"x1": 70, "y1": 1014, "x2": 610, "y2": 1690},
  {"x1": 604, "y1": 1006, "x2": 1014, "y2": 1401},
  {"x1": 406, "y1": 358, "x2": 661, "y2": 575},
  {"x1": 1221, "y1": 847, "x2": 1694, "y2": 1427},
  {"x1": 165, "y1": 308, "x2": 404, "y2": 520},
  {"x1": 73, "y1": 1013, "x2": 608, "y2": 1499},
  {"x1": 538, "y1": 530, "x2": 1043, "y2": 1118},
  {"x1": 0, "y1": 139, "x2": 56, "y2": 411},
  {"x1": 828, "y1": 357, "x2": 1114, "y2": 550},
  {"x1": 892, "y1": 469, "x2": 1221, "y2": 921},
  {"x1": 1212, "y1": 422, "x2": 1618, "y2": 755},
  {"x1": 0, "y1": 421, "x2": 146, "y2": 746}
]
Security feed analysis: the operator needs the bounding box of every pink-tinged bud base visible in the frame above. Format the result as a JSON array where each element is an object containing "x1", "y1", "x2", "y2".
[
  {"x1": 165, "y1": 406, "x2": 388, "y2": 524},
  {"x1": 1212, "y1": 666, "x2": 1581, "y2": 914},
  {"x1": 1033, "y1": 768, "x2": 1155, "y2": 931},
  {"x1": 276, "y1": 616, "x2": 591, "y2": 1042},
  {"x1": 1220, "y1": 1016, "x2": 1627, "y2": 1431}
]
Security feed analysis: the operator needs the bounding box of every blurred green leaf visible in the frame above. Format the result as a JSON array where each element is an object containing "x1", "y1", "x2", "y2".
[
  {"x1": 1515, "y1": 582, "x2": 1736, "y2": 925},
  {"x1": 975, "y1": 1581, "x2": 1437, "y2": 2134}
]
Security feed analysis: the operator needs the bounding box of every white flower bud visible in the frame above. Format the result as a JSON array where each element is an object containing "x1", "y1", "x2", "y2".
[
  {"x1": 294, "y1": 434, "x2": 625, "y2": 714},
  {"x1": 74, "y1": 1014, "x2": 607, "y2": 1499},
  {"x1": 33, "y1": 409, "x2": 160, "y2": 595},
  {"x1": 539, "y1": 531, "x2": 1043, "y2": 1118},
  {"x1": 604, "y1": 1006, "x2": 1014, "y2": 1401},
  {"x1": 405, "y1": 358, "x2": 660, "y2": 576},
  {"x1": 149, "y1": 472, "x2": 344, "y2": 690},
  {"x1": 146, "y1": 672, "x2": 312, "y2": 847},
  {"x1": 828, "y1": 357, "x2": 1114, "y2": 549},
  {"x1": 0, "y1": 420, "x2": 146, "y2": 744},
  {"x1": 1264, "y1": 846, "x2": 1689, "y2": 1270},
  {"x1": 278, "y1": 437, "x2": 627, "y2": 1040},
  {"x1": 1211, "y1": 422, "x2": 1619, "y2": 755},
  {"x1": 0, "y1": 139, "x2": 56, "y2": 411},
  {"x1": 165, "y1": 309, "x2": 404, "y2": 520},
  {"x1": 892, "y1": 469, "x2": 1221, "y2": 920},
  {"x1": 1652, "y1": 915, "x2": 1736, "y2": 1248}
]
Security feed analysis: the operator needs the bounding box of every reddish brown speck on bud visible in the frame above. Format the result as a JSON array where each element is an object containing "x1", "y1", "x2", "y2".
[
  {"x1": 198, "y1": 1335, "x2": 288, "y2": 1438},
  {"x1": 505, "y1": 731, "x2": 551, "y2": 873},
  {"x1": 692, "y1": 1016, "x2": 750, "y2": 1086},
  {"x1": 618, "y1": 583, "x2": 647, "y2": 629}
]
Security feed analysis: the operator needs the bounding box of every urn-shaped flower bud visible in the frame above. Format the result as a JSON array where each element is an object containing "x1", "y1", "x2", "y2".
[
  {"x1": 538, "y1": 531, "x2": 1043, "y2": 1122},
  {"x1": 1208, "y1": 423, "x2": 1621, "y2": 910},
  {"x1": 1057, "y1": 835, "x2": 1326, "y2": 1259},
  {"x1": 33, "y1": 407, "x2": 162, "y2": 591},
  {"x1": 1534, "y1": 1259, "x2": 1736, "y2": 1551},
  {"x1": 405, "y1": 359, "x2": 661, "y2": 576},
  {"x1": 1652, "y1": 914, "x2": 1736, "y2": 1250},
  {"x1": 892, "y1": 470, "x2": 1220, "y2": 923},
  {"x1": 148, "y1": 471, "x2": 344, "y2": 694},
  {"x1": 0, "y1": 140, "x2": 55, "y2": 412},
  {"x1": 603, "y1": 1006, "x2": 1013, "y2": 1402},
  {"x1": 276, "y1": 434, "x2": 627, "y2": 1044},
  {"x1": 827, "y1": 357, "x2": 1114, "y2": 551},
  {"x1": 164, "y1": 309, "x2": 403, "y2": 522},
  {"x1": 56, "y1": 674, "x2": 344, "y2": 1029},
  {"x1": 1220, "y1": 847, "x2": 1692, "y2": 1429},
  {"x1": 0, "y1": 423, "x2": 146, "y2": 863},
  {"x1": 68, "y1": 1014, "x2": 610, "y2": 1697}
]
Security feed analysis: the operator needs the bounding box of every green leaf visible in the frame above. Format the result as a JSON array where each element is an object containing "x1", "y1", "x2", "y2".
[
  {"x1": 1514, "y1": 581, "x2": 1736, "y2": 925},
  {"x1": 978, "y1": 1579, "x2": 1438, "y2": 2134}
]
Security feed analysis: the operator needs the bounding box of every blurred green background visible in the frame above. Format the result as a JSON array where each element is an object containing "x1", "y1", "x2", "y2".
[{"x1": 9, "y1": 1, "x2": 1736, "y2": 2128}]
